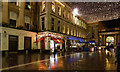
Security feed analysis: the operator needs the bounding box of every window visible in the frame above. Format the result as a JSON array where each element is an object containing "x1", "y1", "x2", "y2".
[
  {"x1": 42, "y1": 17, "x2": 45, "y2": 30},
  {"x1": 25, "y1": 23, "x2": 30, "y2": 29},
  {"x1": 58, "y1": 21, "x2": 60, "y2": 32},
  {"x1": 10, "y1": 19, "x2": 16, "y2": 27},
  {"x1": 25, "y1": 2, "x2": 31, "y2": 10},
  {"x1": 42, "y1": 2, "x2": 45, "y2": 12},
  {"x1": 63, "y1": 23, "x2": 65, "y2": 33},
  {"x1": 51, "y1": 18, "x2": 54, "y2": 31},
  {"x1": 58, "y1": 5, "x2": 61, "y2": 15},
  {"x1": 67, "y1": 26, "x2": 69, "y2": 34},
  {"x1": 68, "y1": 12, "x2": 70, "y2": 19},
  {"x1": 25, "y1": 16, "x2": 30, "y2": 30},
  {"x1": 9, "y1": 11, "x2": 17, "y2": 28},
  {"x1": 63, "y1": 10, "x2": 66, "y2": 18},
  {"x1": 52, "y1": 2, "x2": 55, "y2": 13}
]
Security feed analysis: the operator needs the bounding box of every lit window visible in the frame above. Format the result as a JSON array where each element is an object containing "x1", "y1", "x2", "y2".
[
  {"x1": 67, "y1": 26, "x2": 69, "y2": 34},
  {"x1": 52, "y1": 2, "x2": 55, "y2": 13},
  {"x1": 58, "y1": 5, "x2": 61, "y2": 15},
  {"x1": 42, "y1": 2, "x2": 45, "y2": 12},
  {"x1": 63, "y1": 23, "x2": 65, "y2": 33},
  {"x1": 25, "y1": 2, "x2": 31, "y2": 10}
]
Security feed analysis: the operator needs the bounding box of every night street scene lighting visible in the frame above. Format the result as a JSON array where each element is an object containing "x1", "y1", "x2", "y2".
[{"x1": 0, "y1": 0, "x2": 120, "y2": 72}]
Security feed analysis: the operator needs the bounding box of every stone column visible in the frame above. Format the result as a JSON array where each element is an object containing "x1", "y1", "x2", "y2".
[
  {"x1": 2, "y1": 2, "x2": 9, "y2": 24},
  {"x1": 45, "y1": 37, "x2": 50, "y2": 51},
  {"x1": 45, "y1": 2, "x2": 51, "y2": 30},
  {"x1": 18, "y1": 2, "x2": 25, "y2": 27}
]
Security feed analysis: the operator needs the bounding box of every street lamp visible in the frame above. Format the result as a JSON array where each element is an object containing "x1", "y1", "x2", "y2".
[{"x1": 73, "y1": 8, "x2": 79, "y2": 16}]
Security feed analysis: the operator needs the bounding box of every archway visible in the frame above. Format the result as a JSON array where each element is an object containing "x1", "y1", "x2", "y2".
[{"x1": 106, "y1": 36, "x2": 114, "y2": 46}]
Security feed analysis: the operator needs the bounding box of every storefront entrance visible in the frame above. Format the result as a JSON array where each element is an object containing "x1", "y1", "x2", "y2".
[
  {"x1": 24, "y1": 37, "x2": 31, "y2": 50},
  {"x1": 9, "y1": 35, "x2": 18, "y2": 52},
  {"x1": 106, "y1": 36, "x2": 114, "y2": 46}
]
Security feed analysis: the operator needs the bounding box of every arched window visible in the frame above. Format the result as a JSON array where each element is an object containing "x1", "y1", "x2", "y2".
[
  {"x1": 52, "y1": 2, "x2": 55, "y2": 13},
  {"x1": 106, "y1": 36, "x2": 114, "y2": 42}
]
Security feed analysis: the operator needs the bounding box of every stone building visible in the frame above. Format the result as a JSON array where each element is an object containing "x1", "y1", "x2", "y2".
[
  {"x1": 1, "y1": 1, "x2": 87, "y2": 52},
  {"x1": 87, "y1": 18, "x2": 120, "y2": 48}
]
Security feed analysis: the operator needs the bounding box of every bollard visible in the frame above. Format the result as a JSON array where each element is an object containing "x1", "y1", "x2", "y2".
[{"x1": 116, "y1": 43, "x2": 120, "y2": 71}]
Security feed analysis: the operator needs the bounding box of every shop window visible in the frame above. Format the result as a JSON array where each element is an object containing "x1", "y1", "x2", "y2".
[
  {"x1": 51, "y1": 18, "x2": 54, "y2": 31},
  {"x1": 58, "y1": 5, "x2": 61, "y2": 15},
  {"x1": 52, "y1": 2, "x2": 55, "y2": 13},
  {"x1": 10, "y1": 19, "x2": 16, "y2": 27},
  {"x1": 42, "y1": 17, "x2": 45, "y2": 30},
  {"x1": 42, "y1": 2, "x2": 45, "y2": 12},
  {"x1": 25, "y1": 2, "x2": 31, "y2": 10},
  {"x1": 58, "y1": 21, "x2": 60, "y2": 32}
]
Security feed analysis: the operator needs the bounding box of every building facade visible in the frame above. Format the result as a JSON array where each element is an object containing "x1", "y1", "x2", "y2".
[
  {"x1": 87, "y1": 18, "x2": 120, "y2": 48},
  {"x1": 1, "y1": 1, "x2": 87, "y2": 52}
]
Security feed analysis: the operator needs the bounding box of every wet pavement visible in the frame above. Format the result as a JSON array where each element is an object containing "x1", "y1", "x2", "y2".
[{"x1": 1, "y1": 50, "x2": 117, "y2": 71}]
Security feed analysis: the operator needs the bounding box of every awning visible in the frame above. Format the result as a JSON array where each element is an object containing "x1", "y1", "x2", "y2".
[
  {"x1": 34, "y1": 38, "x2": 44, "y2": 43},
  {"x1": 58, "y1": 39, "x2": 64, "y2": 43},
  {"x1": 52, "y1": 38, "x2": 60, "y2": 43}
]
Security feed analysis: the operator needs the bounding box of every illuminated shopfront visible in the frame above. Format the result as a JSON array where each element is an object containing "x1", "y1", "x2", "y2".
[
  {"x1": 34, "y1": 31, "x2": 65, "y2": 53},
  {"x1": 106, "y1": 36, "x2": 114, "y2": 46}
]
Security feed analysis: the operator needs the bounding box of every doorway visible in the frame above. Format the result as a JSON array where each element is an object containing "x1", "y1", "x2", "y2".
[
  {"x1": 24, "y1": 37, "x2": 31, "y2": 50},
  {"x1": 106, "y1": 36, "x2": 114, "y2": 46},
  {"x1": 9, "y1": 35, "x2": 18, "y2": 52}
]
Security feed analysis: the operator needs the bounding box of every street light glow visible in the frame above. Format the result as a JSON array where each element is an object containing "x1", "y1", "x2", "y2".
[{"x1": 73, "y1": 8, "x2": 79, "y2": 16}]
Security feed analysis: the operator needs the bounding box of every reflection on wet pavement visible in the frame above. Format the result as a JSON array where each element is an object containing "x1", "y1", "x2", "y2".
[{"x1": 2, "y1": 50, "x2": 117, "y2": 71}]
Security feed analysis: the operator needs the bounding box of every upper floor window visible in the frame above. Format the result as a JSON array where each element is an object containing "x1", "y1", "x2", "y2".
[
  {"x1": 58, "y1": 5, "x2": 61, "y2": 15},
  {"x1": 67, "y1": 26, "x2": 69, "y2": 34},
  {"x1": 9, "y1": 11, "x2": 17, "y2": 27},
  {"x1": 51, "y1": 18, "x2": 54, "y2": 31},
  {"x1": 52, "y1": 2, "x2": 55, "y2": 13},
  {"x1": 67, "y1": 12, "x2": 70, "y2": 19},
  {"x1": 58, "y1": 20, "x2": 60, "y2": 32},
  {"x1": 25, "y1": 2, "x2": 31, "y2": 10},
  {"x1": 63, "y1": 23, "x2": 65, "y2": 33},
  {"x1": 42, "y1": 2, "x2": 45, "y2": 12},
  {"x1": 42, "y1": 17, "x2": 45, "y2": 30},
  {"x1": 25, "y1": 16, "x2": 30, "y2": 30},
  {"x1": 63, "y1": 10, "x2": 66, "y2": 18},
  {"x1": 10, "y1": 0, "x2": 19, "y2": 6}
]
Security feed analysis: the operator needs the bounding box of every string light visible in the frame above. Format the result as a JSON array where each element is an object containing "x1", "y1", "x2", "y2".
[{"x1": 67, "y1": 2, "x2": 119, "y2": 23}]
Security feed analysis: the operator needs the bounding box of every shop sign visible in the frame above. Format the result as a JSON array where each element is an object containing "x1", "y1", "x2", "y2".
[{"x1": 38, "y1": 32, "x2": 63, "y2": 39}]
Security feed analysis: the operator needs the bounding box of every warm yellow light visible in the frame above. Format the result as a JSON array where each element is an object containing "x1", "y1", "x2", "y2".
[{"x1": 55, "y1": 0, "x2": 65, "y2": 7}]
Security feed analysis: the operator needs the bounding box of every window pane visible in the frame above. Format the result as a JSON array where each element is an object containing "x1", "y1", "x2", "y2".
[
  {"x1": 10, "y1": 19, "x2": 16, "y2": 27},
  {"x1": 51, "y1": 18, "x2": 54, "y2": 31},
  {"x1": 42, "y1": 17, "x2": 45, "y2": 30}
]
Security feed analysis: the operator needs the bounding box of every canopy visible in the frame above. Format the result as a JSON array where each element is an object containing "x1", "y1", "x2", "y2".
[
  {"x1": 34, "y1": 38, "x2": 44, "y2": 43},
  {"x1": 52, "y1": 38, "x2": 60, "y2": 43},
  {"x1": 58, "y1": 39, "x2": 64, "y2": 43}
]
